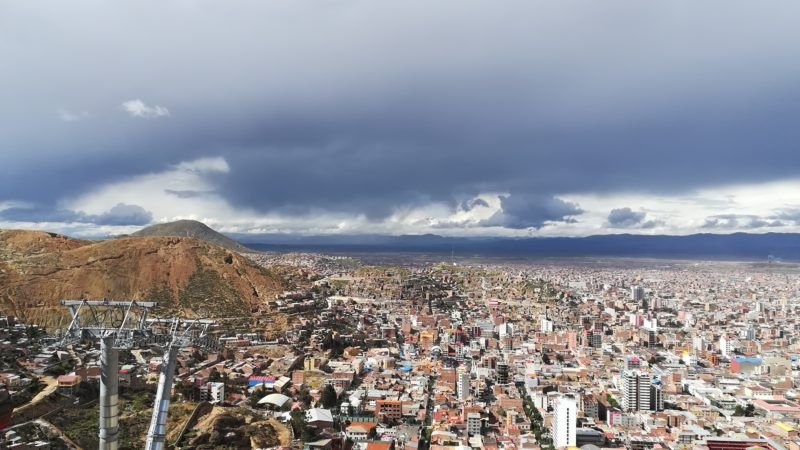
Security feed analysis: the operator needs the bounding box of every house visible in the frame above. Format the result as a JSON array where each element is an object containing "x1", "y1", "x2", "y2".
[
  {"x1": 306, "y1": 408, "x2": 334, "y2": 429},
  {"x1": 346, "y1": 422, "x2": 377, "y2": 441},
  {"x1": 57, "y1": 374, "x2": 80, "y2": 395}
]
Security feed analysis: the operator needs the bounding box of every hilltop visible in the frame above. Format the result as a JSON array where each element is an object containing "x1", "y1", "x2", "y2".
[
  {"x1": 132, "y1": 220, "x2": 250, "y2": 253},
  {"x1": 0, "y1": 230, "x2": 289, "y2": 328}
]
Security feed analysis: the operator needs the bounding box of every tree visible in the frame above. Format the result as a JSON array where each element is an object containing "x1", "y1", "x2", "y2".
[
  {"x1": 209, "y1": 368, "x2": 223, "y2": 382},
  {"x1": 320, "y1": 384, "x2": 338, "y2": 408}
]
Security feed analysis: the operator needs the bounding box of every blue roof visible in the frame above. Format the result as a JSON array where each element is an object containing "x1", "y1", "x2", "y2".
[{"x1": 732, "y1": 357, "x2": 762, "y2": 364}]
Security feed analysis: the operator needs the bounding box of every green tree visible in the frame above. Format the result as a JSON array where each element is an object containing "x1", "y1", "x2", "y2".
[{"x1": 320, "y1": 384, "x2": 337, "y2": 408}]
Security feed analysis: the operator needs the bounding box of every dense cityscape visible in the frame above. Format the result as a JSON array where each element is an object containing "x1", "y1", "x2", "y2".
[
  {"x1": 5, "y1": 1, "x2": 800, "y2": 449},
  {"x1": 3, "y1": 246, "x2": 800, "y2": 450}
]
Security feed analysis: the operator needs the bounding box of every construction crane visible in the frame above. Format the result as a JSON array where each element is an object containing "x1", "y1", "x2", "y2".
[{"x1": 60, "y1": 299, "x2": 214, "y2": 450}]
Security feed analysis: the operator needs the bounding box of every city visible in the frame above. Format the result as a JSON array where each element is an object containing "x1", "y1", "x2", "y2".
[
  {"x1": 3, "y1": 234, "x2": 800, "y2": 449},
  {"x1": 4, "y1": 1, "x2": 800, "y2": 449}
]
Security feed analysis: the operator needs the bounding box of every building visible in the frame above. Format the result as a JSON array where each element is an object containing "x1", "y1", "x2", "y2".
[
  {"x1": 496, "y1": 362, "x2": 509, "y2": 385},
  {"x1": 375, "y1": 400, "x2": 403, "y2": 423},
  {"x1": 650, "y1": 383, "x2": 664, "y2": 412},
  {"x1": 719, "y1": 335, "x2": 736, "y2": 358},
  {"x1": 621, "y1": 370, "x2": 656, "y2": 412},
  {"x1": 631, "y1": 285, "x2": 645, "y2": 302},
  {"x1": 306, "y1": 408, "x2": 334, "y2": 429},
  {"x1": 551, "y1": 394, "x2": 577, "y2": 448},
  {"x1": 457, "y1": 367, "x2": 470, "y2": 402},
  {"x1": 345, "y1": 422, "x2": 377, "y2": 441},
  {"x1": 205, "y1": 382, "x2": 225, "y2": 403},
  {"x1": 56, "y1": 374, "x2": 80, "y2": 395},
  {"x1": 584, "y1": 328, "x2": 603, "y2": 349},
  {"x1": 467, "y1": 412, "x2": 482, "y2": 436}
]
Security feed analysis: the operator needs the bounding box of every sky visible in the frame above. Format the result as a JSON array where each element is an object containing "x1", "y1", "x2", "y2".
[{"x1": 3, "y1": 1, "x2": 800, "y2": 238}]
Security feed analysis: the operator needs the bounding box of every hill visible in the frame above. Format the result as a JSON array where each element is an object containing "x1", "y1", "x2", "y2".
[
  {"x1": 0, "y1": 230, "x2": 289, "y2": 328},
  {"x1": 132, "y1": 220, "x2": 250, "y2": 253}
]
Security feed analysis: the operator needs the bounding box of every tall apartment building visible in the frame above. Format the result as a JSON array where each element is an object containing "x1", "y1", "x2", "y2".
[
  {"x1": 496, "y1": 362, "x2": 510, "y2": 385},
  {"x1": 457, "y1": 367, "x2": 471, "y2": 402},
  {"x1": 467, "y1": 412, "x2": 482, "y2": 436},
  {"x1": 621, "y1": 371, "x2": 663, "y2": 412},
  {"x1": 622, "y1": 371, "x2": 650, "y2": 411},
  {"x1": 551, "y1": 394, "x2": 577, "y2": 449},
  {"x1": 584, "y1": 328, "x2": 603, "y2": 348},
  {"x1": 631, "y1": 285, "x2": 645, "y2": 302}
]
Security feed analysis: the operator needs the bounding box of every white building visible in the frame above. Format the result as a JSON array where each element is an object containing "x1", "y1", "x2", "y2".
[
  {"x1": 621, "y1": 370, "x2": 652, "y2": 411},
  {"x1": 457, "y1": 367, "x2": 470, "y2": 402},
  {"x1": 207, "y1": 382, "x2": 225, "y2": 403},
  {"x1": 467, "y1": 412, "x2": 481, "y2": 436},
  {"x1": 551, "y1": 394, "x2": 577, "y2": 448},
  {"x1": 540, "y1": 316, "x2": 554, "y2": 334},
  {"x1": 719, "y1": 335, "x2": 736, "y2": 358}
]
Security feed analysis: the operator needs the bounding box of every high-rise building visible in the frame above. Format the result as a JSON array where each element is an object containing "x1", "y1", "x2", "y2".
[
  {"x1": 457, "y1": 367, "x2": 471, "y2": 402},
  {"x1": 650, "y1": 383, "x2": 664, "y2": 412},
  {"x1": 631, "y1": 285, "x2": 645, "y2": 302},
  {"x1": 467, "y1": 412, "x2": 482, "y2": 436},
  {"x1": 584, "y1": 328, "x2": 603, "y2": 348},
  {"x1": 622, "y1": 371, "x2": 650, "y2": 411},
  {"x1": 551, "y1": 394, "x2": 577, "y2": 448},
  {"x1": 496, "y1": 362, "x2": 510, "y2": 385}
]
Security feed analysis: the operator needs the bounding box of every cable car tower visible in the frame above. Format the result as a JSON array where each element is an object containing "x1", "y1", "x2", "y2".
[{"x1": 60, "y1": 299, "x2": 214, "y2": 450}]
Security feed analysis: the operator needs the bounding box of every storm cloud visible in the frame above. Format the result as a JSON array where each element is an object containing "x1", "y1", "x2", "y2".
[
  {"x1": 0, "y1": 203, "x2": 153, "y2": 226},
  {"x1": 3, "y1": 1, "x2": 800, "y2": 235}
]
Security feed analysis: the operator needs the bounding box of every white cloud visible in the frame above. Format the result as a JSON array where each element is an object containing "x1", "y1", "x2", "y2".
[
  {"x1": 58, "y1": 109, "x2": 89, "y2": 122},
  {"x1": 121, "y1": 99, "x2": 170, "y2": 118}
]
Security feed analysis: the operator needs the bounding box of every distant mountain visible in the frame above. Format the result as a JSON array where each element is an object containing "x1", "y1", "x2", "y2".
[
  {"x1": 0, "y1": 229, "x2": 288, "y2": 328},
  {"x1": 238, "y1": 232, "x2": 800, "y2": 261},
  {"x1": 133, "y1": 220, "x2": 250, "y2": 253}
]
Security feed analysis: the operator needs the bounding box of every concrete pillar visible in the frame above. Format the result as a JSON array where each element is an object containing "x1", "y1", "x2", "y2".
[
  {"x1": 145, "y1": 344, "x2": 178, "y2": 450},
  {"x1": 99, "y1": 335, "x2": 119, "y2": 450}
]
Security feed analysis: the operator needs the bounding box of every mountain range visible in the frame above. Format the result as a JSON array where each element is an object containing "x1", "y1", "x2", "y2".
[{"x1": 239, "y1": 232, "x2": 800, "y2": 261}]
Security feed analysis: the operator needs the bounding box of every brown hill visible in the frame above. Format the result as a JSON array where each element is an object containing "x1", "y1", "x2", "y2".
[
  {"x1": 0, "y1": 230, "x2": 289, "y2": 328},
  {"x1": 132, "y1": 220, "x2": 251, "y2": 253}
]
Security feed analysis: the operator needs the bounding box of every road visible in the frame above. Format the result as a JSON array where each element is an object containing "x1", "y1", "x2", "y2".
[
  {"x1": 13, "y1": 376, "x2": 58, "y2": 414},
  {"x1": 36, "y1": 418, "x2": 83, "y2": 449}
]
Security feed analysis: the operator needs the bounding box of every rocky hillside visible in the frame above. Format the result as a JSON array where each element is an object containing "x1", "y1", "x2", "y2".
[
  {"x1": 0, "y1": 230, "x2": 288, "y2": 328},
  {"x1": 131, "y1": 220, "x2": 250, "y2": 253}
]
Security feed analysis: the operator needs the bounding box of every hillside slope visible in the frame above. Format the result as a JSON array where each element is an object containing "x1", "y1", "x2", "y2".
[
  {"x1": 0, "y1": 230, "x2": 288, "y2": 328},
  {"x1": 132, "y1": 220, "x2": 250, "y2": 253}
]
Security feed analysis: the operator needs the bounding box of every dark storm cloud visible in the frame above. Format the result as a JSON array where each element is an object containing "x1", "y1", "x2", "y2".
[
  {"x1": 3, "y1": 1, "x2": 800, "y2": 228},
  {"x1": 607, "y1": 208, "x2": 646, "y2": 228},
  {"x1": 607, "y1": 208, "x2": 665, "y2": 229},
  {"x1": 0, "y1": 203, "x2": 152, "y2": 226},
  {"x1": 480, "y1": 195, "x2": 582, "y2": 230},
  {"x1": 461, "y1": 198, "x2": 490, "y2": 212}
]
